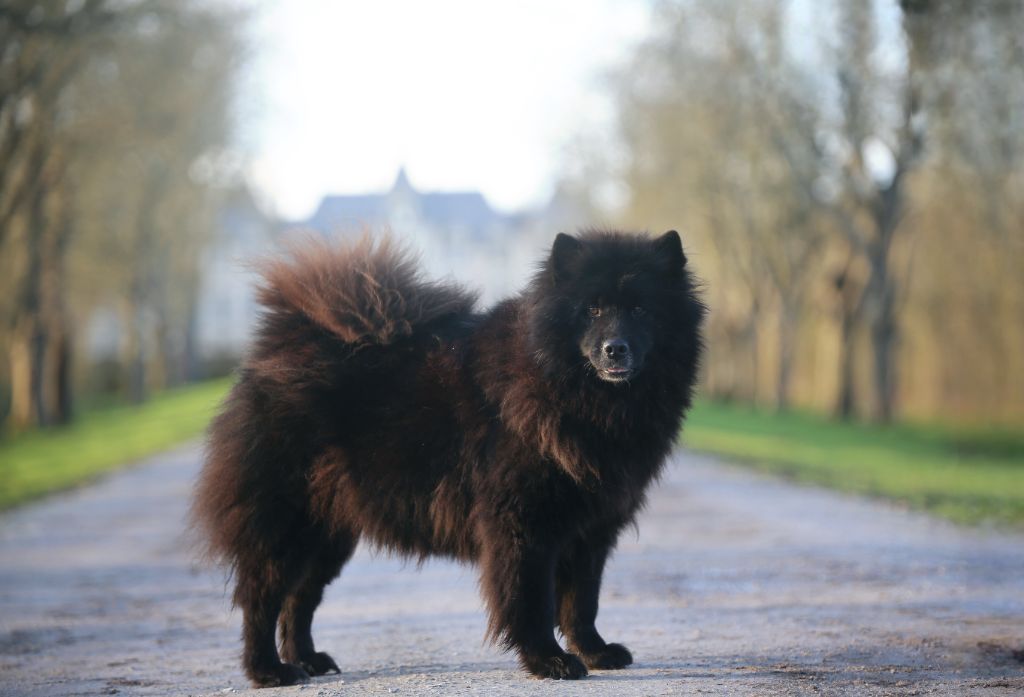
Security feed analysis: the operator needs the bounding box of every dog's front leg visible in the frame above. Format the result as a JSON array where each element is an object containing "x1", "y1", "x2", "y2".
[
  {"x1": 478, "y1": 524, "x2": 588, "y2": 679},
  {"x1": 555, "y1": 533, "x2": 633, "y2": 669}
]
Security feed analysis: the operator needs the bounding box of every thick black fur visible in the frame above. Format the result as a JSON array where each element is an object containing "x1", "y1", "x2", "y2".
[{"x1": 191, "y1": 230, "x2": 705, "y2": 686}]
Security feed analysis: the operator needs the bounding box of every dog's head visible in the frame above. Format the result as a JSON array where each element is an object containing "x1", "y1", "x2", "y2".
[{"x1": 529, "y1": 230, "x2": 696, "y2": 385}]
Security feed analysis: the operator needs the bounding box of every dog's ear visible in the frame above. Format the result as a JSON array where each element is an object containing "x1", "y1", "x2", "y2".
[
  {"x1": 654, "y1": 229, "x2": 687, "y2": 270},
  {"x1": 550, "y1": 232, "x2": 583, "y2": 284}
]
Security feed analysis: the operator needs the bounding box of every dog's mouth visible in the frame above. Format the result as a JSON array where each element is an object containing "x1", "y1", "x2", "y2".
[{"x1": 597, "y1": 366, "x2": 635, "y2": 383}]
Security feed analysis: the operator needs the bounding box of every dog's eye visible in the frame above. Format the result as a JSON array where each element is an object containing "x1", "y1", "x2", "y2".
[
  {"x1": 588, "y1": 306, "x2": 601, "y2": 318},
  {"x1": 632, "y1": 306, "x2": 645, "y2": 317}
]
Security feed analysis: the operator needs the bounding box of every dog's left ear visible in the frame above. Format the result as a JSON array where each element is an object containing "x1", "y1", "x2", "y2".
[
  {"x1": 655, "y1": 229, "x2": 687, "y2": 270},
  {"x1": 550, "y1": 232, "x2": 583, "y2": 284}
]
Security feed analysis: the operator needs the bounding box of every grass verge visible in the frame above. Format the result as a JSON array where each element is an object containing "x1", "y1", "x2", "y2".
[
  {"x1": 683, "y1": 401, "x2": 1024, "y2": 527},
  {"x1": 3, "y1": 382, "x2": 1021, "y2": 528},
  {"x1": 0, "y1": 378, "x2": 231, "y2": 511}
]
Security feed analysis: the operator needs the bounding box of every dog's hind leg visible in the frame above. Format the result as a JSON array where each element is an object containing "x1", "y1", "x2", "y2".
[
  {"x1": 279, "y1": 530, "x2": 358, "y2": 676},
  {"x1": 235, "y1": 554, "x2": 310, "y2": 687}
]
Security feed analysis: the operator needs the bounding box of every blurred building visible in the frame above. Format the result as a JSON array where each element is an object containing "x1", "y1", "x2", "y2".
[
  {"x1": 185, "y1": 170, "x2": 575, "y2": 368},
  {"x1": 193, "y1": 185, "x2": 278, "y2": 371},
  {"x1": 304, "y1": 168, "x2": 505, "y2": 242},
  {"x1": 296, "y1": 168, "x2": 522, "y2": 299}
]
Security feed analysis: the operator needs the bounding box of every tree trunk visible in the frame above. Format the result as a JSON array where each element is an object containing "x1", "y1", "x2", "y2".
[
  {"x1": 121, "y1": 165, "x2": 170, "y2": 404},
  {"x1": 49, "y1": 191, "x2": 75, "y2": 425},
  {"x1": 8, "y1": 129, "x2": 76, "y2": 429},
  {"x1": 22, "y1": 173, "x2": 51, "y2": 428},
  {"x1": 182, "y1": 299, "x2": 201, "y2": 382},
  {"x1": 865, "y1": 246, "x2": 898, "y2": 424},
  {"x1": 864, "y1": 151, "x2": 908, "y2": 424},
  {"x1": 775, "y1": 301, "x2": 796, "y2": 411},
  {"x1": 870, "y1": 301, "x2": 897, "y2": 423},
  {"x1": 835, "y1": 325, "x2": 857, "y2": 420},
  {"x1": 8, "y1": 330, "x2": 33, "y2": 430},
  {"x1": 746, "y1": 307, "x2": 761, "y2": 405},
  {"x1": 53, "y1": 329, "x2": 73, "y2": 425},
  {"x1": 832, "y1": 261, "x2": 863, "y2": 421},
  {"x1": 123, "y1": 291, "x2": 148, "y2": 405}
]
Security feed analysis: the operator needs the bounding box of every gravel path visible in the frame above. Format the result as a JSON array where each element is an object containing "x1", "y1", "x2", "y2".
[{"x1": 1, "y1": 445, "x2": 1022, "y2": 696}]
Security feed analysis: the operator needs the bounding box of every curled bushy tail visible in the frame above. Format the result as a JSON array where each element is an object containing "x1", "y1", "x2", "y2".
[
  {"x1": 191, "y1": 234, "x2": 477, "y2": 568},
  {"x1": 256, "y1": 233, "x2": 478, "y2": 346}
]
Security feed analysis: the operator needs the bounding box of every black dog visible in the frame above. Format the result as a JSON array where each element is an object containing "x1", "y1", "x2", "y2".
[{"x1": 192, "y1": 230, "x2": 704, "y2": 686}]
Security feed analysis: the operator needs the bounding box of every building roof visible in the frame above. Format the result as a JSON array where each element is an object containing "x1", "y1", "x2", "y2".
[{"x1": 298, "y1": 169, "x2": 506, "y2": 235}]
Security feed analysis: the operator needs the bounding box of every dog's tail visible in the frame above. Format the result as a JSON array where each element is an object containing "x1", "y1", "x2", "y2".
[
  {"x1": 189, "y1": 234, "x2": 477, "y2": 568},
  {"x1": 254, "y1": 233, "x2": 478, "y2": 348}
]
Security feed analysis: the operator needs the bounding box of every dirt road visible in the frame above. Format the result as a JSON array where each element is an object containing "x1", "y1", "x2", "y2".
[{"x1": 1, "y1": 445, "x2": 1022, "y2": 696}]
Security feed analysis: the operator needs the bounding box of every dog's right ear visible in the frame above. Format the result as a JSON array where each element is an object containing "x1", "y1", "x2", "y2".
[
  {"x1": 550, "y1": 232, "x2": 583, "y2": 285},
  {"x1": 655, "y1": 229, "x2": 687, "y2": 270}
]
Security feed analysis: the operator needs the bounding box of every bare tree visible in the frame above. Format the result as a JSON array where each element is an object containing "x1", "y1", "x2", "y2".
[
  {"x1": 612, "y1": 0, "x2": 831, "y2": 410},
  {"x1": 819, "y1": 0, "x2": 926, "y2": 422},
  {"x1": 0, "y1": 1, "x2": 244, "y2": 428},
  {"x1": 601, "y1": 0, "x2": 1024, "y2": 424},
  {"x1": 0, "y1": 0, "x2": 127, "y2": 427}
]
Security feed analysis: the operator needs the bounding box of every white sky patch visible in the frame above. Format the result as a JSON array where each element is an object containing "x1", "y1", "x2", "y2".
[
  {"x1": 243, "y1": 0, "x2": 650, "y2": 219},
  {"x1": 863, "y1": 136, "x2": 897, "y2": 186}
]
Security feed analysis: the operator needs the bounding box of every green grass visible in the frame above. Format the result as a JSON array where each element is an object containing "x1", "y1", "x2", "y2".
[
  {"x1": 683, "y1": 401, "x2": 1024, "y2": 527},
  {"x1": 3, "y1": 379, "x2": 1022, "y2": 528},
  {"x1": 0, "y1": 378, "x2": 231, "y2": 510}
]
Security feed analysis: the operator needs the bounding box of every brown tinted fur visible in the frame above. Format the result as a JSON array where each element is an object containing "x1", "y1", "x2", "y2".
[
  {"x1": 256, "y1": 235, "x2": 476, "y2": 346},
  {"x1": 192, "y1": 231, "x2": 704, "y2": 687}
]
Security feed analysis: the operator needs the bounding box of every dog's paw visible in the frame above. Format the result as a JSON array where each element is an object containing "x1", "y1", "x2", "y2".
[
  {"x1": 579, "y1": 642, "x2": 633, "y2": 670},
  {"x1": 523, "y1": 652, "x2": 589, "y2": 680},
  {"x1": 293, "y1": 651, "x2": 340, "y2": 676},
  {"x1": 247, "y1": 661, "x2": 310, "y2": 688}
]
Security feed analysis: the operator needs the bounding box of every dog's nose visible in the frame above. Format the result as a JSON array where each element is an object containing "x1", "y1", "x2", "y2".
[{"x1": 602, "y1": 339, "x2": 630, "y2": 361}]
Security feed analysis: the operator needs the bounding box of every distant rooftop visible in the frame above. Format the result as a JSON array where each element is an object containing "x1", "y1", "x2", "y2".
[{"x1": 299, "y1": 168, "x2": 507, "y2": 235}]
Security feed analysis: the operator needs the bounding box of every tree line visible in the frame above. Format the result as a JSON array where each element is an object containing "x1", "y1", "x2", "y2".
[
  {"x1": 581, "y1": 0, "x2": 1023, "y2": 424},
  {"x1": 0, "y1": 0, "x2": 244, "y2": 431}
]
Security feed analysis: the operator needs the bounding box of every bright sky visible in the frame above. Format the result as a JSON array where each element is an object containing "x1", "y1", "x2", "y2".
[{"x1": 244, "y1": 0, "x2": 651, "y2": 220}]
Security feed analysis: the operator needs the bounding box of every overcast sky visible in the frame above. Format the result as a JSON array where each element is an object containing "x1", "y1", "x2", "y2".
[{"x1": 241, "y1": 0, "x2": 651, "y2": 220}]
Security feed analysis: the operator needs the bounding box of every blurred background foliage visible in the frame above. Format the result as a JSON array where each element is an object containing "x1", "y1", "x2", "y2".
[
  {"x1": 583, "y1": 0, "x2": 1024, "y2": 426},
  {"x1": 0, "y1": 0, "x2": 243, "y2": 430}
]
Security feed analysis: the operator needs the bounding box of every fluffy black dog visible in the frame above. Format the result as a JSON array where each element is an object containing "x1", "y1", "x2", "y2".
[{"x1": 192, "y1": 230, "x2": 704, "y2": 686}]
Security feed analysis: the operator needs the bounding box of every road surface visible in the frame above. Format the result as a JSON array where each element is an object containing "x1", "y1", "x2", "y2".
[{"x1": 1, "y1": 445, "x2": 1022, "y2": 696}]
